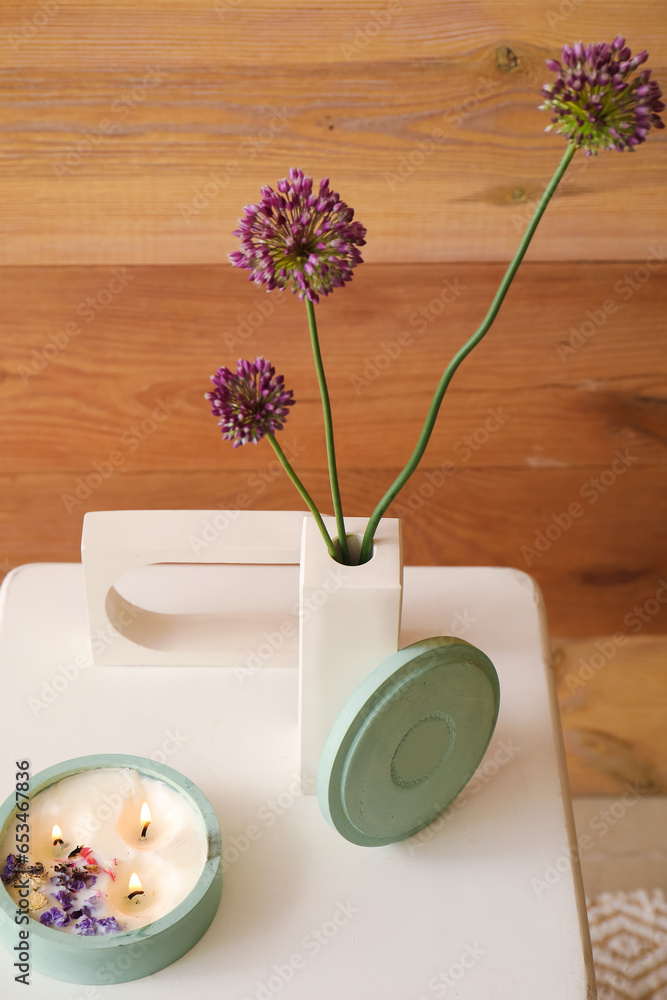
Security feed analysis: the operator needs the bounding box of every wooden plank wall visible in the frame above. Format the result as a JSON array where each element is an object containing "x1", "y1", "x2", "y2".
[
  {"x1": 1, "y1": 1, "x2": 666, "y2": 263},
  {"x1": 1, "y1": 1, "x2": 666, "y2": 792}
]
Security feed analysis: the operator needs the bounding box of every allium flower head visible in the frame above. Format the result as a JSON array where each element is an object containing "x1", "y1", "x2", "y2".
[
  {"x1": 230, "y1": 168, "x2": 366, "y2": 303},
  {"x1": 206, "y1": 356, "x2": 294, "y2": 448},
  {"x1": 540, "y1": 38, "x2": 664, "y2": 153}
]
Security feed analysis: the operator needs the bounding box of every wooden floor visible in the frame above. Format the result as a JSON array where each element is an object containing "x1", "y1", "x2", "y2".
[{"x1": 556, "y1": 636, "x2": 667, "y2": 796}]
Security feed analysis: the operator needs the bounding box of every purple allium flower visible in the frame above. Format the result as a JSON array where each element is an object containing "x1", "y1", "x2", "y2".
[
  {"x1": 206, "y1": 356, "x2": 295, "y2": 447},
  {"x1": 40, "y1": 907, "x2": 70, "y2": 928},
  {"x1": 55, "y1": 890, "x2": 73, "y2": 911},
  {"x1": 540, "y1": 38, "x2": 664, "y2": 153},
  {"x1": 230, "y1": 168, "x2": 367, "y2": 303},
  {"x1": 1, "y1": 855, "x2": 16, "y2": 883},
  {"x1": 75, "y1": 916, "x2": 97, "y2": 936}
]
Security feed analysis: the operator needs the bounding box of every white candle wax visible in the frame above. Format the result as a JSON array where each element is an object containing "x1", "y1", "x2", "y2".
[{"x1": 0, "y1": 768, "x2": 208, "y2": 935}]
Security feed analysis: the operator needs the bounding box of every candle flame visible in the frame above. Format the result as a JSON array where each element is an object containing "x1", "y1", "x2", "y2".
[
  {"x1": 128, "y1": 872, "x2": 143, "y2": 893},
  {"x1": 52, "y1": 825, "x2": 63, "y2": 840},
  {"x1": 140, "y1": 802, "x2": 151, "y2": 825}
]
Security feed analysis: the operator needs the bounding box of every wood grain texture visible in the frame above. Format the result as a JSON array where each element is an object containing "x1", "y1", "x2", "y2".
[
  {"x1": 2, "y1": 262, "x2": 666, "y2": 472},
  {"x1": 555, "y1": 636, "x2": 667, "y2": 795},
  {"x1": 0, "y1": 1, "x2": 665, "y2": 264},
  {"x1": 1, "y1": 261, "x2": 666, "y2": 636}
]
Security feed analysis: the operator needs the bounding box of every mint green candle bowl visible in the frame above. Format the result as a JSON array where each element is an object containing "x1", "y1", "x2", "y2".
[{"x1": 0, "y1": 754, "x2": 222, "y2": 984}]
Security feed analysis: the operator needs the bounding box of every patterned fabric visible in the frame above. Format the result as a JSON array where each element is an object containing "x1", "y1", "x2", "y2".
[{"x1": 588, "y1": 890, "x2": 667, "y2": 999}]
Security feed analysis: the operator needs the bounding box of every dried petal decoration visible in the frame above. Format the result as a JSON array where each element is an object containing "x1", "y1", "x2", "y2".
[
  {"x1": 0, "y1": 854, "x2": 15, "y2": 883},
  {"x1": 40, "y1": 907, "x2": 71, "y2": 928},
  {"x1": 206, "y1": 356, "x2": 295, "y2": 448},
  {"x1": 96, "y1": 916, "x2": 122, "y2": 934},
  {"x1": 1, "y1": 853, "x2": 47, "y2": 889},
  {"x1": 51, "y1": 861, "x2": 97, "y2": 891},
  {"x1": 230, "y1": 168, "x2": 367, "y2": 303},
  {"x1": 541, "y1": 38, "x2": 665, "y2": 153}
]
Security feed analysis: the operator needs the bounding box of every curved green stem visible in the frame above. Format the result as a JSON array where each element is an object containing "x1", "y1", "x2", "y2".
[
  {"x1": 359, "y1": 142, "x2": 577, "y2": 564},
  {"x1": 267, "y1": 433, "x2": 337, "y2": 560},
  {"x1": 305, "y1": 298, "x2": 350, "y2": 564}
]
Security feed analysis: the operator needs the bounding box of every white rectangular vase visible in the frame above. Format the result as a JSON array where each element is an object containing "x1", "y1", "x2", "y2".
[{"x1": 298, "y1": 516, "x2": 403, "y2": 793}]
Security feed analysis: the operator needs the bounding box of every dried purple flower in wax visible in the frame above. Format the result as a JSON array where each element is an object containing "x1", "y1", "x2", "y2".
[
  {"x1": 206, "y1": 356, "x2": 295, "y2": 447},
  {"x1": 55, "y1": 890, "x2": 73, "y2": 911},
  {"x1": 51, "y1": 862, "x2": 97, "y2": 892},
  {"x1": 1, "y1": 854, "x2": 16, "y2": 883},
  {"x1": 96, "y1": 916, "x2": 122, "y2": 934},
  {"x1": 230, "y1": 168, "x2": 366, "y2": 303},
  {"x1": 2, "y1": 854, "x2": 47, "y2": 889},
  {"x1": 75, "y1": 916, "x2": 97, "y2": 936},
  {"x1": 541, "y1": 38, "x2": 664, "y2": 153},
  {"x1": 39, "y1": 907, "x2": 71, "y2": 928}
]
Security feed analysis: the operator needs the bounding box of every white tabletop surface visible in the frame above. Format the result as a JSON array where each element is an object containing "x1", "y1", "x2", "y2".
[{"x1": 0, "y1": 562, "x2": 595, "y2": 999}]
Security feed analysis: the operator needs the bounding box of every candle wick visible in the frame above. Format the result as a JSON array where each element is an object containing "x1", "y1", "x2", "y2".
[
  {"x1": 140, "y1": 823, "x2": 150, "y2": 839},
  {"x1": 127, "y1": 890, "x2": 145, "y2": 901},
  {"x1": 53, "y1": 838, "x2": 64, "y2": 846}
]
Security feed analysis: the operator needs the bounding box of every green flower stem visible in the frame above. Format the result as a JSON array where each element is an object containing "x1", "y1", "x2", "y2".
[
  {"x1": 305, "y1": 298, "x2": 350, "y2": 564},
  {"x1": 266, "y1": 433, "x2": 338, "y2": 561},
  {"x1": 359, "y1": 141, "x2": 578, "y2": 565}
]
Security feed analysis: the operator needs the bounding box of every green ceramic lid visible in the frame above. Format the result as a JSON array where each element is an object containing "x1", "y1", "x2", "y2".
[{"x1": 317, "y1": 637, "x2": 500, "y2": 847}]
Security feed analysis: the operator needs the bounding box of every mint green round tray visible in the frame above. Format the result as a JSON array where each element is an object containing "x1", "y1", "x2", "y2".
[
  {"x1": 0, "y1": 754, "x2": 222, "y2": 984},
  {"x1": 317, "y1": 637, "x2": 500, "y2": 847}
]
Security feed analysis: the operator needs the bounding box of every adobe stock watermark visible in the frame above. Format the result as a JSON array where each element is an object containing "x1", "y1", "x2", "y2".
[
  {"x1": 17, "y1": 268, "x2": 135, "y2": 383},
  {"x1": 350, "y1": 276, "x2": 466, "y2": 395},
  {"x1": 392, "y1": 407, "x2": 510, "y2": 520},
  {"x1": 416, "y1": 942, "x2": 486, "y2": 998},
  {"x1": 220, "y1": 772, "x2": 314, "y2": 874},
  {"x1": 240, "y1": 900, "x2": 360, "y2": 1000},
  {"x1": 7, "y1": 0, "x2": 62, "y2": 50},
  {"x1": 520, "y1": 449, "x2": 638, "y2": 567},
  {"x1": 530, "y1": 783, "x2": 642, "y2": 897},
  {"x1": 234, "y1": 561, "x2": 351, "y2": 684},
  {"x1": 560, "y1": 578, "x2": 667, "y2": 695},
  {"x1": 61, "y1": 396, "x2": 182, "y2": 514},
  {"x1": 51, "y1": 68, "x2": 163, "y2": 178},
  {"x1": 27, "y1": 608, "x2": 146, "y2": 717},
  {"x1": 188, "y1": 439, "x2": 306, "y2": 555},
  {"x1": 177, "y1": 107, "x2": 293, "y2": 222},
  {"x1": 340, "y1": 0, "x2": 402, "y2": 61},
  {"x1": 405, "y1": 738, "x2": 521, "y2": 855},
  {"x1": 213, "y1": 0, "x2": 243, "y2": 20},
  {"x1": 70, "y1": 731, "x2": 188, "y2": 841},
  {"x1": 222, "y1": 291, "x2": 287, "y2": 350},
  {"x1": 545, "y1": 0, "x2": 588, "y2": 29},
  {"x1": 556, "y1": 245, "x2": 665, "y2": 362},
  {"x1": 511, "y1": 151, "x2": 591, "y2": 235},
  {"x1": 385, "y1": 76, "x2": 499, "y2": 191},
  {"x1": 57, "y1": 944, "x2": 152, "y2": 988},
  {"x1": 442, "y1": 608, "x2": 478, "y2": 639}
]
